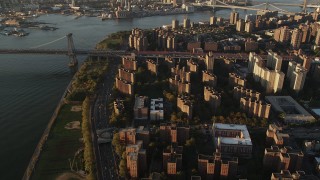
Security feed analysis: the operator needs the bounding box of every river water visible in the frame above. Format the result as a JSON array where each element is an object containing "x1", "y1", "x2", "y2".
[{"x1": 0, "y1": 1, "x2": 307, "y2": 179}]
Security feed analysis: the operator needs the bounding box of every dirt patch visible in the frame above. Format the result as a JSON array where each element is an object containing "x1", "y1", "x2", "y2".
[
  {"x1": 65, "y1": 121, "x2": 80, "y2": 130},
  {"x1": 71, "y1": 106, "x2": 82, "y2": 112},
  {"x1": 56, "y1": 171, "x2": 85, "y2": 180}
]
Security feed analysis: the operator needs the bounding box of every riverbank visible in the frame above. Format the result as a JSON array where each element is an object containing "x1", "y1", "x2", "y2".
[
  {"x1": 22, "y1": 79, "x2": 74, "y2": 180},
  {"x1": 24, "y1": 56, "x2": 110, "y2": 179}
]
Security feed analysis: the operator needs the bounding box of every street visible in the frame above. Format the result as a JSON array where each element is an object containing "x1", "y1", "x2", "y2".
[{"x1": 91, "y1": 57, "x2": 120, "y2": 180}]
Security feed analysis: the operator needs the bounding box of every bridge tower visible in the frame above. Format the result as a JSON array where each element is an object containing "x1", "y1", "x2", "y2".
[
  {"x1": 211, "y1": 0, "x2": 216, "y2": 11},
  {"x1": 67, "y1": 33, "x2": 78, "y2": 68},
  {"x1": 303, "y1": 0, "x2": 307, "y2": 13},
  {"x1": 265, "y1": 1, "x2": 269, "y2": 10}
]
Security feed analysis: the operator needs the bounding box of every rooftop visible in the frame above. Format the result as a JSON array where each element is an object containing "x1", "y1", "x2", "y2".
[
  {"x1": 213, "y1": 123, "x2": 252, "y2": 146},
  {"x1": 134, "y1": 96, "x2": 148, "y2": 109},
  {"x1": 266, "y1": 96, "x2": 315, "y2": 123},
  {"x1": 218, "y1": 136, "x2": 252, "y2": 146},
  {"x1": 150, "y1": 98, "x2": 164, "y2": 111}
]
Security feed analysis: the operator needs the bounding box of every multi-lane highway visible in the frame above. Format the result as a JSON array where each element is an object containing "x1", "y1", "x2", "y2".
[{"x1": 91, "y1": 57, "x2": 120, "y2": 180}]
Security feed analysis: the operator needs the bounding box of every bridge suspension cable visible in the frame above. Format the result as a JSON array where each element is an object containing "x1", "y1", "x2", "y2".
[
  {"x1": 268, "y1": 3, "x2": 290, "y2": 13},
  {"x1": 30, "y1": 35, "x2": 67, "y2": 49},
  {"x1": 250, "y1": 2, "x2": 266, "y2": 8},
  {"x1": 215, "y1": 0, "x2": 229, "y2": 6}
]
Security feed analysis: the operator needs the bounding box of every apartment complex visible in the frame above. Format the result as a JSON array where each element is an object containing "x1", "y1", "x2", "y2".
[
  {"x1": 160, "y1": 123, "x2": 190, "y2": 145},
  {"x1": 116, "y1": 77, "x2": 134, "y2": 95},
  {"x1": 172, "y1": 19, "x2": 179, "y2": 29},
  {"x1": 202, "y1": 70, "x2": 217, "y2": 87},
  {"x1": 266, "y1": 51, "x2": 283, "y2": 72},
  {"x1": 263, "y1": 146, "x2": 304, "y2": 172},
  {"x1": 163, "y1": 145, "x2": 183, "y2": 175},
  {"x1": 119, "y1": 126, "x2": 150, "y2": 178},
  {"x1": 177, "y1": 95, "x2": 193, "y2": 119},
  {"x1": 240, "y1": 97, "x2": 271, "y2": 119},
  {"x1": 171, "y1": 65, "x2": 191, "y2": 82},
  {"x1": 187, "y1": 41, "x2": 201, "y2": 51},
  {"x1": 212, "y1": 123, "x2": 252, "y2": 158},
  {"x1": 286, "y1": 61, "x2": 307, "y2": 93},
  {"x1": 119, "y1": 126, "x2": 150, "y2": 148},
  {"x1": 233, "y1": 86, "x2": 261, "y2": 100},
  {"x1": 122, "y1": 56, "x2": 137, "y2": 71},
  {"x1": 290, "y1": 28, "x2": 303, "y2": 50},
  {"x1": 274, "y1": 26, "x2": 291, "y2": 43},
  {"x1": 205, "y1": 52, "x2": 215, "y2": 72},
  {"x1": 248, "y1": 52, "x2": 285, "y2": 94},
  {"x1": 187, "y1": 59, "x2": 198, "y2": 73},
  {"x1": 146, "y1": 59, "x2": 158, "y2": 75},
  {"x1": 210, "y1": 16, "x2": 216, "y2": 25},
  {"x1": 245, "y1": 21, "x2": 254, "y2": 33},
  {"x1": 198, "y1": 153, "x2": 238, "y2": 180},
  {"x1": 271, "y1": 170, "x2": 310, "y2": 180},
  {"x1": 245, "y1": 39, "x2": 258, "y2": 52},
  {"x1": 116, "y1": 56, "x2": 137, "y2": 95},
  {"x1": 126, "y1": 141, "x2": 147, "y2": 178},
  {"x1": 204, "y1": 42, "x2": 218, "y2": 52},
  {"x1": 128, "y1": 28, "x2": 148, "y2": 51},
  {"x1": 204, "y1": 86, "x2": 221, "y2": 110},
  {"x1": 169, "y1": 76, "x2": 191, "y2": 94},
  {"x1": 134, "y1": 96, "x2": 149, "y2": 121},
  {"x1": 229, "y1": 73, "x2": 247, "y2": 87},
  {"x1": 236, "y1": 19, "x2": 245, "y2": 32},
  {"x1": 118, "y1": 68, "x2": 135, "y2": 83},
  {"x1": 169, "y1": 65, "x2": 192, "y2": 94},
  {"x1": 183, "y1": 18, "x2": 191, "y2": 28},
  {"x1": 230, "y1": 11, "x2": 239, "y2": 25},
  {"x1": 266, "y1": 124, "x2": 290, "y2": 146}
]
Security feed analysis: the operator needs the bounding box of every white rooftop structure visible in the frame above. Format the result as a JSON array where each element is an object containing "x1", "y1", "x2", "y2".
[
  {"x1": 213, "y1": 123, "x2": 252, "y2": 146},
  {"x1": 150, "y1": 98, "x2": 164, "y2": 121}
]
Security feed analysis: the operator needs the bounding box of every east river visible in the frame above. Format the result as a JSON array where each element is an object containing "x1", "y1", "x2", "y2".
[{"x1": 0, "y1": 1, "x2": 306, "y2": 179}]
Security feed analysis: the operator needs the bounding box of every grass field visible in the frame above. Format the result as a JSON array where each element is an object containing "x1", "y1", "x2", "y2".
[{"x1": 32, "y1": 104, "x2": 83, "y2": 180}]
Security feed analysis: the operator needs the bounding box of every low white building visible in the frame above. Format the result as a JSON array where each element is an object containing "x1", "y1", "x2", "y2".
[
  {"x1": 212, "y1": 123, "x2": 252, "y2": 158},
  {"x1": 150, "y1": 98, "x2": 164, "y2": 121}
]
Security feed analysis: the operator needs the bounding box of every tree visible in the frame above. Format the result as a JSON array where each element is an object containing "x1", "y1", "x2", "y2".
[
  {"x1": 81, "y1": 97, "x2": 95, "y2": 177},
  {"x1": 185, "y1": 137, "x2": 196, "y2": 147},
  {"x1": 171, "y1": 112, "x2": 178, "y2": 122},
  {"x1": 176, "y1": 171, "x2": 185, "y2": 180},
  {"x1": 119, "y1": 154, "x2": 128, "y2": 178},
  {"x1": 191, "y1": 168, "x2": 198, "y2": 176},
  {"x1": 278, "y1": 112, "x2": 286, "y2": 120},
  {"x1": 261, "y1": 118, "x2": 268, "y2": 127},
  {"x1": 112, "y1": 133, "x2": 125, "y2": 156},
  {"x1": 112, "y1": 133, "x2": 120, "y2": 147}
]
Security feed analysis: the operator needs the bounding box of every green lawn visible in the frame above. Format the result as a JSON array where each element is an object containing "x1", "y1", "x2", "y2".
[{"x1": 32, "y1": 104, "x2": 83, "y2": 180}]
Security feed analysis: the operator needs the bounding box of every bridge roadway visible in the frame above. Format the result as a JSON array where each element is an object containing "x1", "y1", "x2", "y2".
[
  {"x1": 137, "y1": 51, "x2": 295, "y2": 61},
  {"x1": 191, "y1": 0, "x2": 320, "y2": 15},
  {"x1": 0, "y1": 49, "x2": 296, "y2": 61},
  {"x1": 191, "y1": 3, "x2": 295, "y2": 15},
  {"x1": 253, "y1": 2, "x2": 320, "y2": 8},
  {"x1": 0, "y1": 49, "x2": 129, "y2": 56}
]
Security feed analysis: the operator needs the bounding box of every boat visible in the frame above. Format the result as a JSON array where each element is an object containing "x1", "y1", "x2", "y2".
[
  {"x1": 39, "y1": 25, "x2": 58, "y2": 31},
  {"x1": 11, "y1": 28, "x2": 29, "y2": 37}
]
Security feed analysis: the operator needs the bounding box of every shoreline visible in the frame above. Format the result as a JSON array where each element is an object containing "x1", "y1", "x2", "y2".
[
  {"x1": 22, "y1": 76, "x2": 74, "y2": 180},
  {"x1": 23, "y1": 54, "x2": 111, "y2": 179}
]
